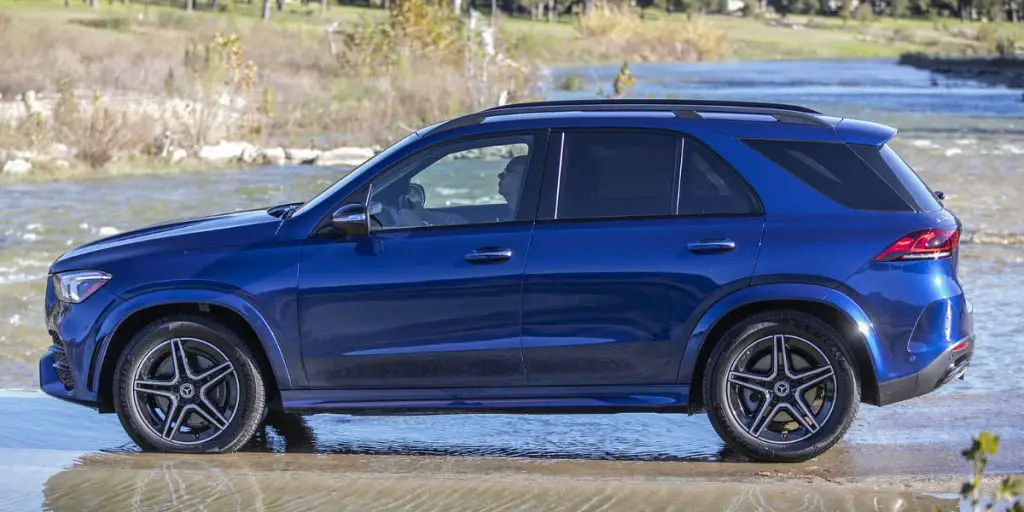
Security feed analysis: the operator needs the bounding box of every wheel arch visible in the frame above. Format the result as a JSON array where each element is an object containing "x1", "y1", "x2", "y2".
[
  {"x1": 678, "y1": 284, "x2": 882, "y2": 413},
  {"x1": 93, "y1": 292, "x2": 296, "y2": 413}
]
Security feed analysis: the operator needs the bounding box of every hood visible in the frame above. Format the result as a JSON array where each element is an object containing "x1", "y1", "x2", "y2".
[{"x1": 50, "y1": 207, "x2": 283, "y2": 273}]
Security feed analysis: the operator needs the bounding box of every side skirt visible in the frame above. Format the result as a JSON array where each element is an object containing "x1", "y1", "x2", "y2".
[{"x1": 281, "y1": 385, "x2": 691, "y2": 416}]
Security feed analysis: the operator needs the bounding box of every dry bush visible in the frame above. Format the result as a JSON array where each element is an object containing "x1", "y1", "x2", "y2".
[{"x1": 573, "y1": 3, "x2": 728, "y2": 62}]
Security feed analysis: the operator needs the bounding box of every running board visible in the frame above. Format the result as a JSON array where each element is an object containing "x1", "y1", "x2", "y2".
[{"x1": 281, "y1": 385, "x2": 690, "y2": 415}]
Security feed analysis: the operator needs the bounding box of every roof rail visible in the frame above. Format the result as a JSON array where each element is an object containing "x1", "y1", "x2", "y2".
[
  {"x1": 483, "y1": 99, "x2": 822, "y2": 114},
  {"x1": 431, "y1": 99, "x2": 828, "y2": 134}
]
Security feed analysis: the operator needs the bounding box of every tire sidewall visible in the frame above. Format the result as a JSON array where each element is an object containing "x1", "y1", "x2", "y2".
[
  {"x1": 705, "y1": 312, "x2": 860, "y2": 462},
  {"x1": 113, "y1": 317, "x2": 264, "y2": 453}
]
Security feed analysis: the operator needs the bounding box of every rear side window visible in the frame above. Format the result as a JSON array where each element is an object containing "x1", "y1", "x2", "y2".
[
  {"x1": 679, "y1": 139, "x2": 761, "y2": 215},
  {"x1": 556, "y1": 131, "x2": 678, "y2": 220},
  {"x1": 745, "y1": 140, "x2": 912, "y2": 212},
  {"x1": 851, "y1": 144, "x2": 943, "y2": 212}
]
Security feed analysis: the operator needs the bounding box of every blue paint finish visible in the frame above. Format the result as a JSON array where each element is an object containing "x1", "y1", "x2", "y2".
[
  {"x1": 39, "y1": 104, "x2": 974, "y2": 419},
  {"x1": 674, "y1": 283, "x2": 883, "y2": 384},
  {"x1": 297, "y1": 225, "x2": 533, "y2": 389},
  {"x1": 521, "y1": 216, "x2": 764, "y2": 386}
]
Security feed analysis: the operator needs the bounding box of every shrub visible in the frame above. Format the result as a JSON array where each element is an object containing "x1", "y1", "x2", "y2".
[
  {"x1": 994, "y1": 36, "x2": 1018, "y2": 57},
  {"x1": 952, "y1": 432, "x2": 1023, "y2": 512},
  {"x1": 68, "y1": 17, "x2": 134, "y2": 32},
  {"x1": 975, "y1": 23, "x2": 998, "y2": 44},
  {"x1": 573, "y1": 2, "x2": 728, "y2": 62},
  {"x1": 556, "y1": 72, "x2": 586, "y2": 91}
]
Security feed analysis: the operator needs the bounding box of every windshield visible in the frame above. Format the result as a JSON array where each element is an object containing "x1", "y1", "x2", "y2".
[{"x1": 290, "y1": 131, "x2": 423, "y2": 218}]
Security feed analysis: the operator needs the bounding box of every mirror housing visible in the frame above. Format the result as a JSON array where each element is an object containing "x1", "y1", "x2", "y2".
[
  {"x1": 934, "y1": 190, "x2": 946, "y2": 201},
  {"x1": 329, "y1": 203, "x2": 369, "y2": 237}
]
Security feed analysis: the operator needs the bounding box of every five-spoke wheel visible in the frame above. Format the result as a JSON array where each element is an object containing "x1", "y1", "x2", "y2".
[
  {"x1": 704, "y1": 311, "x2": 860, "y2": 462},
  {"x1": 114, "y1": 316, "x2": 266, "y2": 453}
]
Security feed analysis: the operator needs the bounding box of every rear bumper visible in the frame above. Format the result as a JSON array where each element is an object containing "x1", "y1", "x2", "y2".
[{"x1": 876, "y1": 335, "x2": 973, "y2": 406}]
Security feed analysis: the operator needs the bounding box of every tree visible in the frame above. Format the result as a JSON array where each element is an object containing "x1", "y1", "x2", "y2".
[
  {"x1": 767, "y1": 0, "x2": 796, "y2": 16},
  {"x1": 637, "y1": 0, "x2": 655, "y2": 17},
  {"x1": 840, "y1": 0, "x2": 853, "y2": 22},
  {"x1": 186, "y1": 0, "x2": 194, "y2": 10},
  {"x1": 893, "y1": 0, "x2": 908, "y2": 17},
  {"x1": 262, "y1": 0, "x2": 271, "y2": 19}
]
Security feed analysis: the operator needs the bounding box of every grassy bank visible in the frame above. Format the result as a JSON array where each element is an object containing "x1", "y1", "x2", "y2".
[{"x1": 0, "y1": 1, "x2": 1022, "y2": 181}]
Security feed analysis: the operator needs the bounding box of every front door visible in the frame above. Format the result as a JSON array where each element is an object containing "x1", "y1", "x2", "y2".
[
  {"x1": 521, "y1": 129, "x2": 765, "y2": 386},
  {"x1": 298, "y1": 131, "x2": 547, "y2": 389}
]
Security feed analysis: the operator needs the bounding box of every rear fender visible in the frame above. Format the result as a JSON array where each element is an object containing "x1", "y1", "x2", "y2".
[{"x1": 676, "y1": 283, "x2": 882, "y2": 389}]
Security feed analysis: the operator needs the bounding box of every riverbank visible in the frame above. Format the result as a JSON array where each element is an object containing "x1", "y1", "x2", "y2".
[
  {"x1": 899, "y1": 53, "x2": 1024, "y2": 89},
  {"x1": 1, "y1": 388, "x2": 1020, "y2": 511},
  {"x1": 3, "y1": 2, "x2": 1024, "y2": 183}
]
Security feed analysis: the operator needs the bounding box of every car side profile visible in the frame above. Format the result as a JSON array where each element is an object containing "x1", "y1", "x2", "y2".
[{"x1": 40, "y1": 99, "x2": 974, "y2": 462}]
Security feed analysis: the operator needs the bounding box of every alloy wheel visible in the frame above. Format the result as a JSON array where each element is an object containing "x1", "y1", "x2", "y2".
[
  {"x1": 130, "y1": 337, "x2": 240, "y2": 446},
  {"x1": 724, "y1": 334, "x2": 837, "y2": 445}
]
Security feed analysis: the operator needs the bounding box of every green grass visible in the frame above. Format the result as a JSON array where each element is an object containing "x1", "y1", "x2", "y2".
[{"x1": 3, "y1": 0, "x2": 1019, "y2": 61}]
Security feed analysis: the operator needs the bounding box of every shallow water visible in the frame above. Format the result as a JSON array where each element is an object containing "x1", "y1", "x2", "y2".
[
  {"x1": 0, "y1": 58, "x2": 1022, "y2": 510},
  {"x1": 4, "y1": 389, "x2": 1021, "y2": 511}
]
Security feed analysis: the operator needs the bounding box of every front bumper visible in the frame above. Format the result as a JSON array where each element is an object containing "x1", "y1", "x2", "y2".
[{"x1": 876, "y1": 335, "x2": 974, "y2": 406}]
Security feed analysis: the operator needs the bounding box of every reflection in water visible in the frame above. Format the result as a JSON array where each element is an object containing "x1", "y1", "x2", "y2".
[{"x1": 39, "y1": 414, "x2": 954, "y2": 512}]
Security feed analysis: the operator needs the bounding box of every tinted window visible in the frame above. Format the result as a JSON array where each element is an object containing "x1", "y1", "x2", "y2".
[
  {"x1": 679, "y1": 139, "x2": 760, "y2": 215},
  {"x1": 746, "y1": 140, "x2": 912, "y2": 211},
  {"x1": 851, "y1": 143, "x2": 943, "y2": 212},
  {"x1": 556, "y1": 132, "x2": 679, "y2": 220}
]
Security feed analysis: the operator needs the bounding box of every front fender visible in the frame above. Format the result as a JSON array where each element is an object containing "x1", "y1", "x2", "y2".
[
  {"x1": 675, "y1": 283, "x2": 882, "y2": 386},
  {"x1": 92, "y1": 288, "x2": 302, "y2": 393}
]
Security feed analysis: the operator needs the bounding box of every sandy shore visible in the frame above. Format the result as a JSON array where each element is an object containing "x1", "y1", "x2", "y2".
[{"x1": 1, "y1": 388, "x2": 1021, "y2": 511}]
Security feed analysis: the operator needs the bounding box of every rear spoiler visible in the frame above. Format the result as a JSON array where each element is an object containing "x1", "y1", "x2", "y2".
[{"x1": 834, "y1": 118, "x2": 898, "y2": 147}]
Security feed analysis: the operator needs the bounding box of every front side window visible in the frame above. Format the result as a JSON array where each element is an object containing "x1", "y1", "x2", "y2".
[
  {"x1": 555, "y1": 131, "x2": 679, "y2": 220},
  {"x1": 368, "y1": 135, "x2": 534, "y2": 231}
]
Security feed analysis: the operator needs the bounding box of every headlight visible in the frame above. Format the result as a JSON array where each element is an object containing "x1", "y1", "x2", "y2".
[{"x1": 53, "y1": 270, "x2": 111, "y2": 303}]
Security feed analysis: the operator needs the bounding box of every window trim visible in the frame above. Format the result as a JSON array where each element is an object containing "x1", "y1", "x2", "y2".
[
  {"x1": 311, "y1": 129, "x2": 550, "y2": 237},
  {"x1": 537, "y1": 127, "x2": 764, "y2": 225}
]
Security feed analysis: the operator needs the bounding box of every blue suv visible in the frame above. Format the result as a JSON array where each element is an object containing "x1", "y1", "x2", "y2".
[{"x1": 40, "y1": 100, "x2": 974, "y2": 462}]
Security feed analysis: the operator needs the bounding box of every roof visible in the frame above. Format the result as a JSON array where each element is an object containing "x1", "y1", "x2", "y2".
[{"x1": 432, "y1": 99, "x2": 833, "y2": 134}]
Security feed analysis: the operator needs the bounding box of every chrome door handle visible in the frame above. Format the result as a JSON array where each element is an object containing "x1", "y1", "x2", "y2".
[
  {"x1": 465, "y1": 247, "x2": 513, "y2": 263},
  {"x1": 687, "y1": 238, "x2": 736, "y2": 254}
]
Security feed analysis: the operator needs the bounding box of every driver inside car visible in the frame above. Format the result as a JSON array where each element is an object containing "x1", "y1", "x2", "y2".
[{"x1": 497, "y1": 155, "x2": 528, "y2": 221}]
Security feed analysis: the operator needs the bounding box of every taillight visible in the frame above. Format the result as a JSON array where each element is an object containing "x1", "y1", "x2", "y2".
[{"x1": 873, "y1": 227, "x2": 960, "y2": 262}]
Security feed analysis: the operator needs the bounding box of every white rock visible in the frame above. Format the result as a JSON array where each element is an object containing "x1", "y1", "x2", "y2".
[
  {"x1": 944, "y1": 148, "x2": 962, "y2": 157},
  {"x1": 48, "y1": 143, "x2": 72, "y2": 157},
  {"x1": 240, "y1": 144, "x2": 263, "y2": 164},
  {"x1": 263, "y1": 147, "x2": 286, "y2": 166},
  {"x1": 169, "y1": 148, "x2": 188, "y2": 164},
  {"x1": 198, "y1": 141, "x2": 258, "y2": 163},
  {"x1": 2, "y1": 159, "x2": 32, "y2": 174},
  {"x1": 285, "y1": 148, "x2": 321, "y2": 165},
  {"x1": 97, "y1": 226, "x2": 120, "y2": 236},
  {"x1": 315, "y1": 147, "x2": 375, "y2": 167},
  {"x1": 55, "y1": 160, "x2": 70, "y2": 169}
]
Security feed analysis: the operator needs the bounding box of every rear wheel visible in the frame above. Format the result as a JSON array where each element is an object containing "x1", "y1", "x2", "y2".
[
  {"x1": 113, "y1": 316, "x2": 266, "y2": 453},
  {"x1": 703, "y1": 311, "x2": 860, "y2": 462}
]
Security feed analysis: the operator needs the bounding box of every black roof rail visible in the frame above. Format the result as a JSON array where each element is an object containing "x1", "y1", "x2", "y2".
[
  {"x1": 431, "y1": 99, "x2": 828, "y2": 134},
  {"x1": 483, "y1": 99, "x2": 822, "y2": 114}
]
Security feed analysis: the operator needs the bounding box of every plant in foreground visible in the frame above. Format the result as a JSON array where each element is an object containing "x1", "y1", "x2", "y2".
[{"x1": 944, "y1": 431, "x2": 1023, "y2": 512}]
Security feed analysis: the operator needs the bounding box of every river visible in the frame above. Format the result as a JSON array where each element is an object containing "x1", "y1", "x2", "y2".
[{"x1": 0, "y1": 58, "x2": 1022, "y2": 510}]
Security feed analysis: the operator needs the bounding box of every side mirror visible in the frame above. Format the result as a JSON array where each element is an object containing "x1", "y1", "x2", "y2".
[
  {"x1": 934, "y1": 190, "x2": 946, "y2": 201},
  {"x1": 329, "y1": 203, "x2": 369, "y2": 237}
]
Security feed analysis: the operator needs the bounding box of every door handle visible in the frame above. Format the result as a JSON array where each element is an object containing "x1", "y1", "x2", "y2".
[
  {"x1": 687, "y1": 238, "x2": 736, "y2": 254},
  {"x1": 465, "y1": 247, "x2": 513, "y2": 263}
]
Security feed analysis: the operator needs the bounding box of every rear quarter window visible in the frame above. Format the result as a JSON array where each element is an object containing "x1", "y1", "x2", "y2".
[
  {"x1": 745, "y1": 139, "x2": 913, "y2": 212},
  {"x1": 851, "y1": 143, "x2": 943, "y2": 213}
]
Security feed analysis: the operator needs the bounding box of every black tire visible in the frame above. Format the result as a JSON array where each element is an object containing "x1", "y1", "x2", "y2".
[
  {"x1": 113, "y1": 315, "x2": 267, "y2": 453},
  {"x1": 703, "y1": 310, "x2": 860, "y2": 462}
]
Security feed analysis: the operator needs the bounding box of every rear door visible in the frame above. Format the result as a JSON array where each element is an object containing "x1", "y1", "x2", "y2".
[{"x1": 521, "y1": 129, "x2": 765, "y2": 386}]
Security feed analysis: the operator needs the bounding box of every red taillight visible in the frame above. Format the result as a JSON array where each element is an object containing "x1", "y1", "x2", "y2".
[
  {"x1": 952, "y1": 339, "x2": 970, "y2": 352},
  {"x1": 873, "y1": 227, "x2": 960, "y2": 262}
]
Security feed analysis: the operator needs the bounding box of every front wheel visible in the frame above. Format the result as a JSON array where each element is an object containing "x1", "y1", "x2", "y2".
[
  {"x1": 703, "y1": 311, "x2": 860, "y2": 462},
  {"x1": 113, "y1": 316, "x2": 266, "y2": 453}
]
